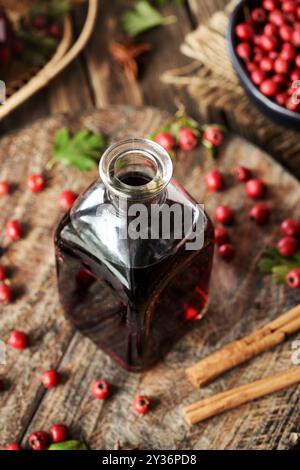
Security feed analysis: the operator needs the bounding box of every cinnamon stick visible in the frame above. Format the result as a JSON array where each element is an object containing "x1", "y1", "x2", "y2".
[
  {"x1": 183, "y1": 365, "x2": 300, "y2": 425},
  {"x1": 186, "y1": 304, "x2": 300, "y2": 388}
]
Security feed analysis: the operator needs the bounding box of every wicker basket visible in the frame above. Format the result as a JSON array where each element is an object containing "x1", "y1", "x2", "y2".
[{"x1": 0, "y1": 0, "x2": 98, "y2": 120}]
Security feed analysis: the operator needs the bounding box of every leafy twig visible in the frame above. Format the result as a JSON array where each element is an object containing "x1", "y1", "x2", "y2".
[
  {"x1": 259, "y1": 247, "x2": 300, "y2": 284},
  {"x1": 122, "y1": 1, "x2": 177, "y2": 37},
  {"x1": 48, "y1": 128, "x2": 106, "y2": 171}
]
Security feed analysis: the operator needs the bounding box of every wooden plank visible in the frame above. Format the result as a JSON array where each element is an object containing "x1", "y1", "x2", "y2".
[
  {"x1": 0, "y1": 106, "x2": 300, "y2": 449},
  {"x1": 77, "y1": 1, "x2": 193, "y2": 111}
]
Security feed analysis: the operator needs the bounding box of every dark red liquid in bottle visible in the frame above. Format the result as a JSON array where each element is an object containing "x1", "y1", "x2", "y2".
[{"x1": 55, "y1": 139, "x2": 214, "y2": 371}]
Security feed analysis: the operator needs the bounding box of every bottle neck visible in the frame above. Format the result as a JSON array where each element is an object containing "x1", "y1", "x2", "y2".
[{"x1": 99, "y1": 138, "x2": 173, "y2": 207}]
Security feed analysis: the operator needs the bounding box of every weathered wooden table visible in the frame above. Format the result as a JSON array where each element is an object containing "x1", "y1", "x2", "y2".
[{"x1": 0, "y1": 106, "x2": 300, "y2": 450}]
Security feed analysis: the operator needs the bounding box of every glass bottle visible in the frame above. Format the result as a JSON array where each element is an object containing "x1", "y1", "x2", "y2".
[{"x1": 55, "y1": 138, "x2": 214, "y2": 372}]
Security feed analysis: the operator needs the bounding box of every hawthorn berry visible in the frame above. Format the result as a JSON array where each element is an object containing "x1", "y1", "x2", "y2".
[
  {"x1": 218, "y1": 243, "x2": 235, "y2": 261},
  {"x1": 58, "y1": 191, "x2": 78, "y2": 211},
  {"x1": 27, "y1": 174, "x2": 44, "y2": 193},
  {"x1": 234, "y1": 166, "x2": 251, "y2": 182},
  {"x1": 5, "y1": 443, "x2": 22, "y2": 450},
  {"x1": 203, "y1": 127, "x2": 224, "y2": 147},
  {"x1": 50, "y1": 424, "x2": 68, "y2": 443},
  {"x1": 42, "y1": 370, "x2": 60, "y2": 389},
  {"x1": 91, "y1": 379, "x2": 110, "y2": 399},
  {"x1": 8, "y1": 330, "x2": 28, "y2": 350},
  {"x1": 277, "y1": 236, "x2": 298, "y2": 257},
  {"x1": 155, "y1": 132, "x2": 175, "y2": 151},
  {"x1": 214, "y1": 226, "x2": 230, "y2": 246},
  {"x1": 0, "y1": 181, "x2": 10, "y2": 196},
  {"x1": 28, "y1": 431, "x2": 49, "y2": 451},
  {"x1": 214, "y1": 205, "x2": 234, "y2": 225},
  {"x1": 0, "y1": 283, "x2": 12, "y2": 304},
  {"x1": 178, "y1": 128, "x2": 198, "y2": 151},
  {"x1": 245, "y1": 179, "x2": 265, "y2": 199},
  {"x1": 205, "y1": 170, "x2": 224, "y2": 192},
  {"x1": 286, "y1": 268, "x2": 300, "y2": 288},
  {"x1": 5, "y1": 220, "x2": 22, "y2": 241},
  {"x1": 280, "y1": 218, "x2": 300, "y2": 237},
  {"x1": 132, "y1": 395, "x2": 151, "y2": 415},
  {"x1": 249, "y1": 203, "x2": 270, "y2": 225}
]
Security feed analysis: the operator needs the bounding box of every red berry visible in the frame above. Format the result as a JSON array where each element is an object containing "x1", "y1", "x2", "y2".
[
  {"x1": 296, "y1": 55, "x2": 300, "y2": 68},
  {"x1": 0, "y1": 265, "x2": 6, "y2": 281},
  {"x1": 293, "y1": 30, "x2": 300, "y2": 47},
  {"x1": 291, "y1": 69, "x2": 300, "y2": 82},
  {"x1": 154, "y1": 132, "x2": 175, "y2": 151},
  {"x1": 249, "y1": 203, "x2": 270, "y2": 225},
  {"x1": 205, "y1": 170, "x2": 224, "y2": 191},
  {"x1": 251, "y1": 69, "x2": 267, "y2": 85},
  {"x1": 91, "y1": 379, "x2": 110, "y2": 399},
  {"x1": 234, "y1": 166, "x2": 251, "y2": 182},
  {"x1": 281, "y1": 42, "x2": 296, "y2": 60},
  {"x1": 203, "y1": 127, "x2": 224, "y2": 147},
  {"x1": 263, "y1": 0, "x2": 277, "y2": 11},
  {"x1": 58, "y1": 190, "x2": 78, "y2": 211},
  {"x1": 280, "y1": 218, "x2": 300, "y2": 237},
  {"x1": 218, "y1": 243, "x2": 235, "y2": 261},
  {"x1": 277, "y1": 236, "x2": 298, "y2": 257},
  {"x1": 274, "y1": 57, "x2": 289, "y2": 74},
  {"x1": 5, "y1": 220, "x2": 22, "y2": 241},
  {"x1": 28, "y1": 431, "x2": 49, "y2": 451},
  {"x1": 132, "y1": 395, "x2": 151, "y2": 415},
  {"x1": 27, "y1": 174, "x2": 44, "y2": 193},
  {"x1": 269, "y1": 10, "x2": 285, "y2": 27},
  {"x1": 252, "y1": 8, "x2": 267, "y2": 23},
  {"x1": 279, "y1": 24, "x2": 293, "y2": 42},
  {"x1": 282, "y1": 1, "x2": 297, "y2": 14},
  {"x1": 236, "y1": 42, "x2": 252, "y2": 60},
  {"x1": 260, "y1": 57, "x2": 274, "y2": 73},
  {"x1": 42, "y1": 370, "x2": 60, "y2": 389},
  {"x1": 246, "y1": 61, "x2": 257, "y2": 72},
  {"x1": 5, "y1": 442, "x2": 22, "y2": 450},
  {"x1": 245, "y1": 178, "x2": 265, "y2": 199},
  {"x1": 235, "y1": 23, "x2": 254, "y2": 40},
  {"x1": 48, "y1": 23, "x2": 61, "y2": 39},
  {"x1": 0, "y1": 181, "x2": 10, "y2": 195},
  {"x1": 275, "y1": 92, "x2": 289, "y2": 106},
  {"x1": 214, "y1": 205, "x2": 234, "y2": 225},
  {"x1": 0, "y1": 283, "x2": 12, "y2": 304},
  {"x1": 260, "y1": 79, "x2": 279, "y2": 96},
  {"x1": 214, "y1": 226, "x2": 230, "y2": 246},
  {"x1": 32, "y1": 15, "x2": 47, "y2": 29},
  {"x1": 286, "y1": 268, "x2": 300, "y2": 288},
  {"x1": 264, "y1": 23, "x2": 277, "y2": 36},
  {"x1": 178, "y1": 128, "x2": 198, "y2": 151},
  {"x1": 260, "y1": 34, "x2": 278, "y2": 51},
  {"x1": 8, "y1": 330, "x2": 28, "y2": 350},
  {"x1": 50, "y1": 424, "x2": 68, "y2": 443}
]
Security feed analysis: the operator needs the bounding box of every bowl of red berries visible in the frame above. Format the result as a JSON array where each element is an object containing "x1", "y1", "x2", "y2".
[{"x1": 227, "y1": 0, "x2": 300, "y2": 129}]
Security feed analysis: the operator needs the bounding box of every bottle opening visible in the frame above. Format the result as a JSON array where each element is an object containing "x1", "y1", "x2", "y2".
[{"x1": 99, "y1": 138, "x2": 173, "y2": 200}]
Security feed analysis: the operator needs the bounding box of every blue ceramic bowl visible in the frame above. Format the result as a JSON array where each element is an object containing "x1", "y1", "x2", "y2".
[{"x1": 227, "y1": 0, "x2": 300, "y2": 130}]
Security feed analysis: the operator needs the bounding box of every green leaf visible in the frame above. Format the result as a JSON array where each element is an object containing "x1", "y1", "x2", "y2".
[
  {"x1": 122, "y1": 1, "x2": 176, "y2": 37},
  {"x1": 259, "y1": 246, "x2": 300, "y2": 285},
  {"x1": 32, "y1": 0, "x2": 71, "y2": 20},
  {"x1": 48, "y1": 440, "x2": 89, "y2": 451},
  {"x1": 52, "y1": 128, "x2": 106, "y2": 171}
]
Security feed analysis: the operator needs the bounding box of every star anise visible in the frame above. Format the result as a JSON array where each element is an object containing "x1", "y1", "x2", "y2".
[{"x1": 108, "y1": 42, "x2": 151, "y2": 82}]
